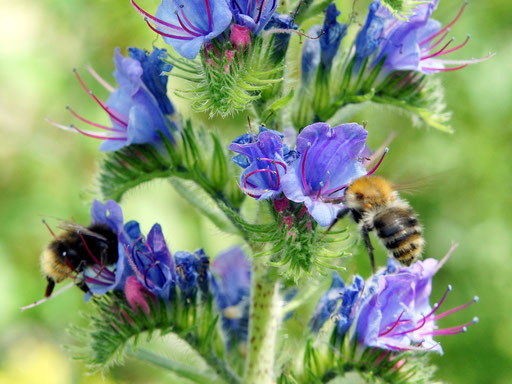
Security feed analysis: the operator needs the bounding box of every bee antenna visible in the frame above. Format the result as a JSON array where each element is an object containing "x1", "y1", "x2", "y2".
[
  {"x1": 366, "y1": 147, "x2": 389, "y2": 176},
  {"x1": 42, "y1": 219, "x2": 57, "y2": 239}
]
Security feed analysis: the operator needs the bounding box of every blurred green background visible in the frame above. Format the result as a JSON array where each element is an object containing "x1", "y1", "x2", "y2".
[{"x1": 0, "y1": 0, "x2": 511, "y2": 383}]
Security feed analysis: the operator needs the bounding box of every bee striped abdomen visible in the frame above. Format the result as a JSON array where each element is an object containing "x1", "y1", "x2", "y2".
[{"x1": 373, "y1": 206, "x2": 424, "y2": 266}]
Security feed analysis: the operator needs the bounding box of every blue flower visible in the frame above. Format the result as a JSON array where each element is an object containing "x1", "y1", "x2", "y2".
[
  {"x1": 229, "y1": 128, "x2": 289, "y2": 200},
  {"x1": 83, "y1": 200, "x2": 134, "y2": 300},
  {"x1": 174, "y1": 249, "x2": 210, "y2": 302},
  {"x1": 334, "y1": 257, "x2": 480, "y2": 353},
  {"x1": 355, "y1": 1, "x2": 492, "y2": 76},
  {"x1": 263, "y1": 13, "x2": 298, "y2": 62},
  {"x1": 48, "y1": 48, "x2": 175, "y2": 152},
  {"x1": 228, "y1": 0, "x2": 278, "y2": 34},
  {"x1": 211, "y1": 246, "x2": 251, "y2": 347},
  {"x1": 281, "y1": 123, "x2": 368, "y2": 227},
  {"x1": 319, "y1": 3, "x2": 347, "y2": 69},
  {"x1": 128, "y1": 47, "x2": 175, "y2": 115},
  {"x1": 124, "y1": 221, "x2": 176, "y2": 300},
  {"x1": 310, "y1": 274, "x2": 364, "y2": 334},
  {"x1": 132, "y1": 0, "x2": 232, "y2": 60}
]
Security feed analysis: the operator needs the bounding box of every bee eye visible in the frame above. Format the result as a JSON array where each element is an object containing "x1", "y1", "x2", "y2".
[
  {"x1": 355, "y1": 192, "x2": 364, "y2": 201},
  {"x1": 62, "y1": 251, "x2": 67, "y2": 257}
]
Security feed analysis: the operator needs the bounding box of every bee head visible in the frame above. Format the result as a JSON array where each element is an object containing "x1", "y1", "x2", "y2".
[{"x1": 345, "y1": 175, "x2": 395, "y2": 210}]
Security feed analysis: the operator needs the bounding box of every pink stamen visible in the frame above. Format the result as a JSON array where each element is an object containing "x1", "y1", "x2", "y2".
[
  {"x1": 422, "y1": 29, "x2": 450, "y2": 54},
  {"x1": 379, "y1": 311, "x2": 405, "y2": 337},
  {"x1": 204, "y1": 0, "x2": 213, "y2": 31},
  {"x1": 424, "y1": 285, "x2": 452, "y2": 319},
  {"x1": 66, "y1": 106, "x2": 124, "y2": 132},
  {"x1": 84, "y1": 276, "x2": 112, "y2": 286},
  {"x1": 366, "y1": 147, "x2": 389, "y2": 176},
  {"x1": 131, "y1": 0, "x2": 182, "y2": 31},
  {"x1": 86, "y1": 65, "x2": 115, "y2": 92},
  {"x1": 71, "y1": 125, "x2": 127, "y2": 141},
  {"x1": 434, "y1": 242, "x2": 459, "y2": 274},
  {"x1": 431, "y1": 35, "x2": 471, "y2": 58},
  {"x1": 92, "y1": 265, "x2": 116, "y2": 279},
  {"x1": 243, "y1": 168, "x2": 277, "y2": 190},
  {"x1": 421, "y1": 37, "x2": 455, "y2": 60},
  {"x1": 431, "y1": 296, "x2": 479, "y2": 322},
  {"x1": 301, "y1": 143, "x2": 311, "y2": 195},
  {"x1": 144, "y1": 18, "x2": 195, "y2": 40},
  {"x1": 42, "y1": 219, "x2": 57, "y2": 239},
  {"x1": 421, "y1": 64, "x2": 468, "y2": 72},
  {"x1": 255, "y1": 0, "x2": 269, "y2": 23},
  {"x1": 78, "y1": 232, "x2": 103, "y2": 266},
  {"x1": 390, "y1": 314, "x2": 427, "y2": 337},
  {"x1": 257, "y1": 158, "x2": 287, "y2": 171},
  {"x1": 180, "y1": 9, "x2": 208, "y2": 34},
  {"x1": 420, "y1": 1, "x2": 467, "y2": 47},
  {"x1": 421, "y1": 317, "x2": 478, "y2": 336},
  {"x1": 175, "y1": 11, "x2": 202, "y2": 37},
  {"x1": 126, "y1": 245, "x2": 148, "y2": 283},
  {"x1": 73, "y1": 69, "x2": 129, "y2": 126},
  {"x1": 434, "y1": 52, "x2": 495, "y2": 66}
]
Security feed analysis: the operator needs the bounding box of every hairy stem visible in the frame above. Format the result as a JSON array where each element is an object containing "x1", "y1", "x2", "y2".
[{"x1": 244, "y1": 258, "x2": 281, "y2": 384}]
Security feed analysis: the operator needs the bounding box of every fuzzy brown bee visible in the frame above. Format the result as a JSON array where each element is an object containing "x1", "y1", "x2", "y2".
[
  {"x1": 40, "y1": 220, "x2": 118, "y2": 297},
  {"x1": 330, "y1": 175, "x2": 424, "y2": 271}
]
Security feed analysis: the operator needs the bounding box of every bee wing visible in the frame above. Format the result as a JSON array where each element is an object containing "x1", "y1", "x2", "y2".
[
  {"x1": 56, "y1": 220, "x2": 108, "y2": 241},
  {"x1": 392, "y1": 171, "x2": 450, "y2": 195}
]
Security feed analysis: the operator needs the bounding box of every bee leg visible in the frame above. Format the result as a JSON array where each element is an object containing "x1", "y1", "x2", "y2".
[
  {"x1": 325, "y1": 207, "x2": 351, "y2": 235},
  {"x1": 362, "y1": 227, "x2": 376, "y2": 273},
  {"x1": 45, "y1": 277, "x2": 56, "y2": 298}
]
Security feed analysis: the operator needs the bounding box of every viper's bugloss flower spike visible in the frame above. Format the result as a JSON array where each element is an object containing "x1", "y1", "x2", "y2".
[
  {"x1": 321, "y1": 253, "x2": 480, "y2": 354},
  {"x1": 320, "y1": 3, "x2": 347, "y2": 70},
  {"x1": 174, "y1": 249, "x2": 210, "y2": 302},
  {"x1": 131, "y1": 0, "x2": 232, "y2": 60},
  {"x1": 83, "y1": 200, "x2": 134, "y2": 300},
  {"x1": 48, "y1": 48, "x2": 175, "y2": 152},
  {"x1": 124, "y1": 221, "x2": 176, "y2": 301},
  {"x1": 229, "y1": 128, "x2": 289, "y2": 200},
  {"x1": 355, "y1": 0, "x2": 494, "y2": 76},
  {"x1": 211, "y1": 246, "x2": 251, "y2": 347},
  {"x1": 228, "y1": 0, "x2": 278, "y2": 34},
  {"x1": 281, "y1": 123, "x2": 368, "y2": 227}
]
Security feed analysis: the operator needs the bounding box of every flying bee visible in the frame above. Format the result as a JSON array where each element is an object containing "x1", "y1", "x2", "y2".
[
  {"x1": 40, "y1": 219, "x2": 119, "y2": 297},
  {"x1": 328, "y1": 174, "x2": 424, "y2": 272}
]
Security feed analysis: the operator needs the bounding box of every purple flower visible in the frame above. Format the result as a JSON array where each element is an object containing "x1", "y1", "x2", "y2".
[
  {"x1": 48, "y1": 48, "x2": 174, "y2": 152},
  {"x1": 211, "y1": 246, "x2": 251, "y2": 346},
  {"x1": 128, "y1": 47, "x2": 175, "y2": 115},
  {"x1": 83, "y1": 200, "x2": 134, "y2": 300},
  {"x1": 338, "y1": 256, "x2": 480, "y2": 353},
  {"x1": 229, "y1": 129, "x2": 288, "y2": 200},
  {"x1": 319, "y1": 3, "x2": 347, "y2": 69},
  {"x1": 132, "y1": 0, "x2": 232, "y2": 60},
  {"x1": 310, "y1": 273, "x2": 364, "y2": 334},
  {"x1": 124, "y1": 221, "x2": 176, "y2": 301},
  {"x1": 355, "y1": 1, "x2": 493, "y2": 76},
  {"x1": 228, "y1": 0, "x2": 278, "y2": 34},
  {"x1": 281, "y1": 123, "x2": 368, "y2": 227},
  {"x1": 174, "y1": 249, "x2": 210, "y2": 302}
]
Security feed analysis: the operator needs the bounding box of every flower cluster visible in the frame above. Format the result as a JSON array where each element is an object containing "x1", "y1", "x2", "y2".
[
  {"x1": 49, "y1": 48, "x2": 176, "y2": 152},
  {"x1": 132, "y1": 0, "x2": 278, "y2": 59},
  {"x1": 76, "y1": 200, "x2": 210, "y2": 309},
  {"x1": 311, "y1": 256, "x2": 479, "y2": 354},
  {"x1": 230, "y1": 122, "x2": 378, "y2": 227},
  {"x1": 354, "y1": 0, "x2": 493, "y2": 76}
]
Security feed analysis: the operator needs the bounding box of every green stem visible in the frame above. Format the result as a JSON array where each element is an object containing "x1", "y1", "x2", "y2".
[
  {"x1": 244, "y1": 258, "x2": 281, "y2": 384},
  {"x1": 128, "y1": 346, "x2": 226, "y2": 384}
]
